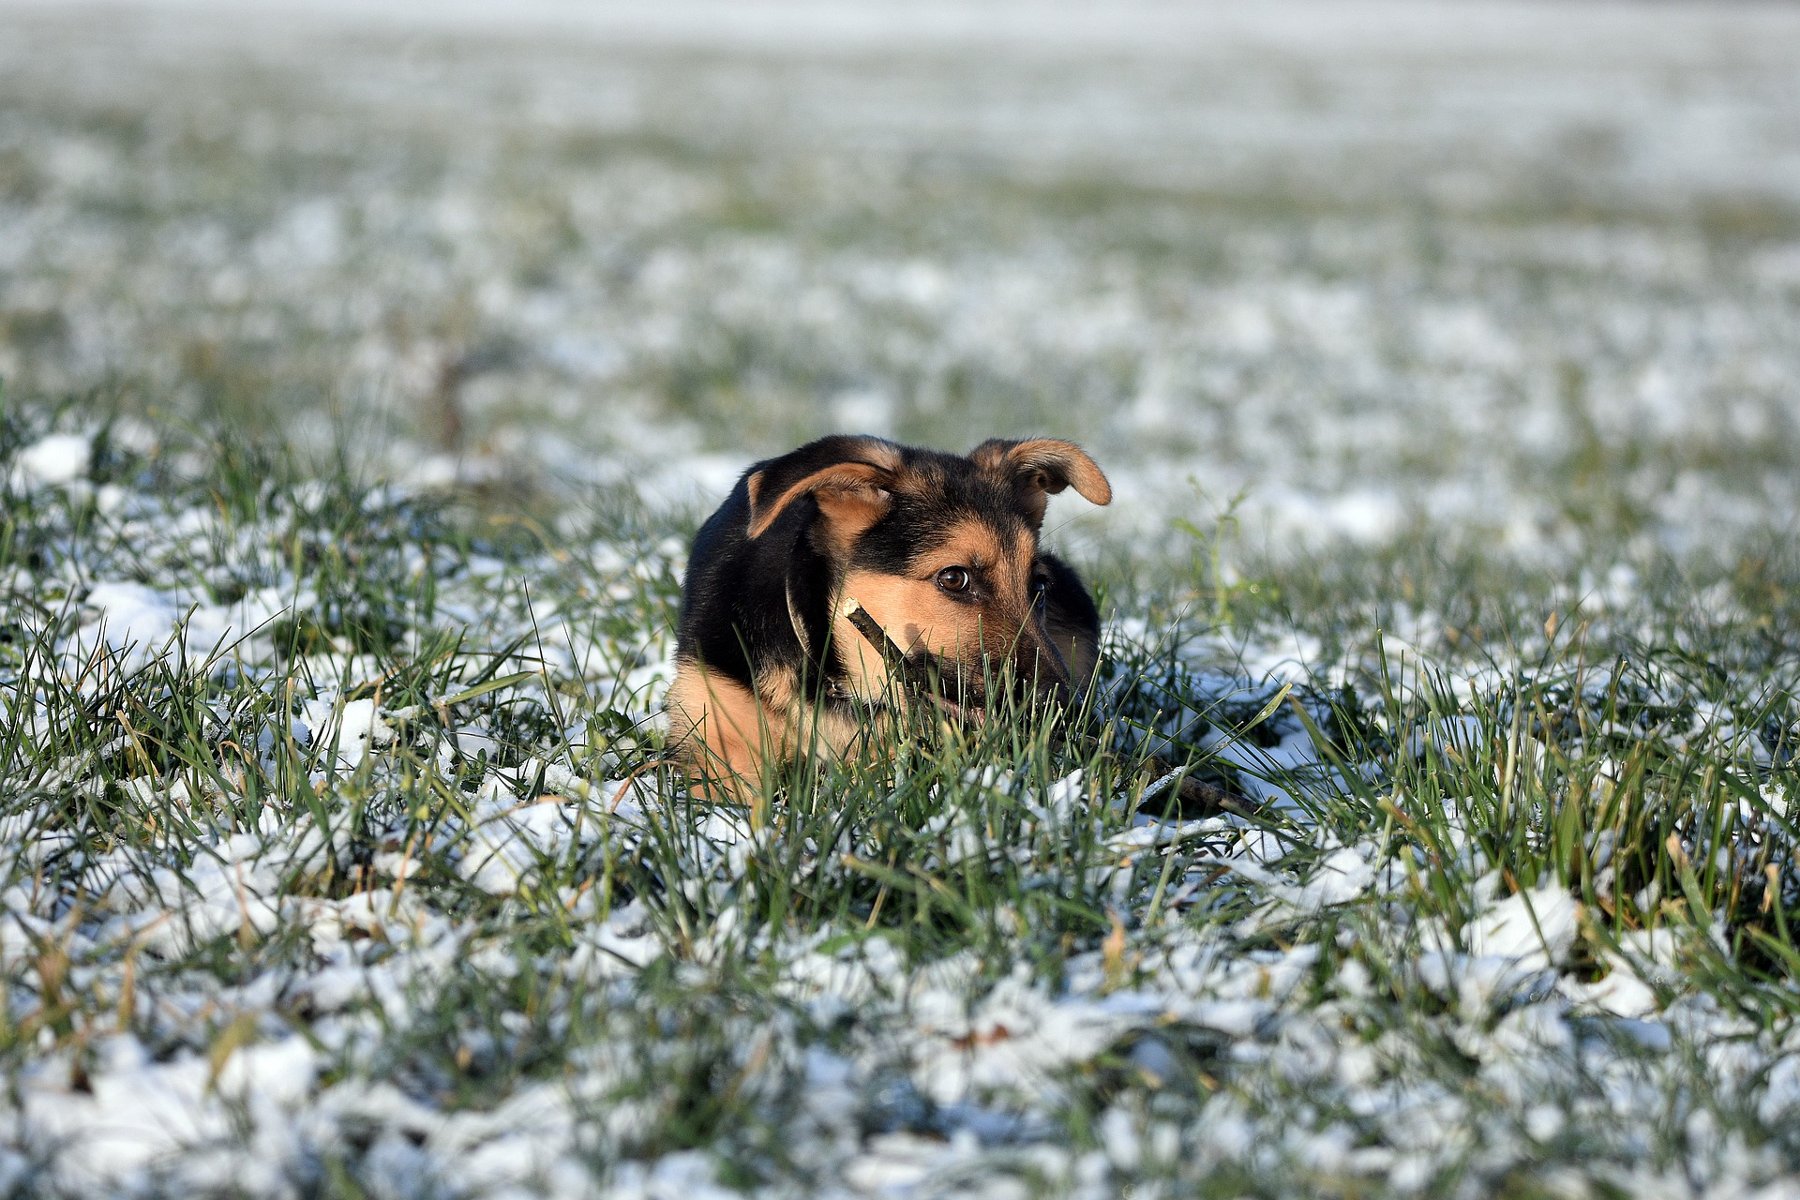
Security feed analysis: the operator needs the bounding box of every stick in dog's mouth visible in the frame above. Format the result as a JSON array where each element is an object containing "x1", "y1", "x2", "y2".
[{"x1": 840, "y1": 597, "x2": 975, "y2": 720}]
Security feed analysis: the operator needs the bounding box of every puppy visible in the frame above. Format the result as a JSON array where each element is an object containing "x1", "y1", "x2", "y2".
[{"x1": 666, "y1": 435, "x2": 1111, "y2": 800}]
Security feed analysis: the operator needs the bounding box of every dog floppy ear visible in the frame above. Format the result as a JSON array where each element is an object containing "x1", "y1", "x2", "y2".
[
  {"x1": 745, "y1": 436, "x2": 900, "y2": 545},
  {"x1": 969, "y1": 437, "x2": 1112, "y2": 524}
]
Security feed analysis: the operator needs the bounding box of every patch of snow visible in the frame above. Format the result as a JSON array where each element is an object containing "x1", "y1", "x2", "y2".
[{"x1": 11, "y1": 432, "x2": 90, "y2": 489}]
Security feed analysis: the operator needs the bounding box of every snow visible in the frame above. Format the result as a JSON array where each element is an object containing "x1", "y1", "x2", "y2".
[
  {"x1": 19, "y1": 449, "x2": 1789, "y2": 1194},
  {"x1": 15, "y1": 1034, "x2": 320, "y2": 1195},
  {"x1": 79, "y1": 581, "x2": 292, "y2": 674},
  {"x1": 11, "y1": 433, "x2": 90, "y2": 490},
  {"x1": 1466, "y1": 884, "x2": 1581, "y2": 967}
]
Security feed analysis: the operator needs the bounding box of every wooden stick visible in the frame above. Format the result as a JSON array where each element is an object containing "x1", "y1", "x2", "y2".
[
  {"x1": 841, "y1": 597, "x2": 943, "y2": 695},
  {"x1": 1143, "y1": 760, "x2": 1261, "y2": 818}
]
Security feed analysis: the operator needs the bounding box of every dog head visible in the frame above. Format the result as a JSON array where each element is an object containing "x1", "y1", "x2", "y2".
[{"x1": 744, "y1": 434, "x2": 1111, "y2": 717}]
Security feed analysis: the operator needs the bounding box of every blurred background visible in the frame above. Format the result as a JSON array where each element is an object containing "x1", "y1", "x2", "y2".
[{"x1": 3, "y1": 0, "x2": 1799, "y2": 562}]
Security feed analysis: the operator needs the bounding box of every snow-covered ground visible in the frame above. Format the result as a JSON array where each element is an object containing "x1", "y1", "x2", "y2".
[{"x1": 4, "y1": 414, "x2": 1796, "y2": 1197}]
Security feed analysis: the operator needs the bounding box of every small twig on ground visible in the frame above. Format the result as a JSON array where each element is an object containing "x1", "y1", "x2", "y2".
[{"x1": 1141, "y1": 759, "x2": 1261, "y2": 819}]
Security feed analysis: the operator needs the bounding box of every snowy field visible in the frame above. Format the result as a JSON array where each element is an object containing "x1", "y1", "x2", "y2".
[{"x1": 3, "y1": 2, "x2": 1800, "y2": 1196}]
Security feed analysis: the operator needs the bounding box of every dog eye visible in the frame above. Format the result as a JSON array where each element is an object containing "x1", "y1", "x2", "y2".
[{"x1": 935, "y1": 566, "x2": 973, "y2": 594}]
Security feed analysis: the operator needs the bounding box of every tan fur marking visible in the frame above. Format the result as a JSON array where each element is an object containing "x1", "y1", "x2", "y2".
[
  {"x1": 834, "y1": 572, "x2": 939, "y2": 698},
  {"x1": 1003, "y1": 525, "x2": 1036, "y2": 599},
  {"x1": 935, "y1": 519, "x2": 1006, "y2": 572},
  {"x1": 668, "y1": 657, "x2": 874, "y2": 802},
  {"x1": 835, "y1": 515, "x2": 1048, "y2": 703},
  {"x1": 969, "y1": 438, "x2": 1112, "y2": 523},
  {"x1": 666, "y1": 661, "x2": 783, "y2": 800},
  {"x1": 747, "y1": 461, "x2": 892, "y2": 543},
  {"x1": 883, "y1": 458, "x2": 941, "y2": 501},
  {"x1": 1018, "y1": 438, "x2": 1111, "y2": 505}
]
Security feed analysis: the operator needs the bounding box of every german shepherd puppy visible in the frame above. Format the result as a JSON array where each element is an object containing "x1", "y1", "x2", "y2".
[{"x1": 667, "y1": 435, "x2": 1111, "y2": 800}]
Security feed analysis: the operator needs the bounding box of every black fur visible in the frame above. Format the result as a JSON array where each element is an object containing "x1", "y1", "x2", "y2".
[
  {"x1": 677, "y1": 466, "x2": 826, "y2": 694},
  {"x1": 1036, "y1": 551, "x2": 1101, "y2": 645},
  {"x1": 675, "y1": 434, "x2": 1104, "y2": 733}
]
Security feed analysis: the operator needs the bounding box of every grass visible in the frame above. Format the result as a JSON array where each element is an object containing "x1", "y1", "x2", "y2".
[{"x1": 1, "y1": 391, "x2": 1796, "y2": 1197}]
